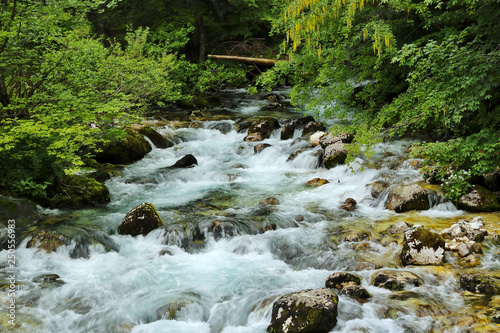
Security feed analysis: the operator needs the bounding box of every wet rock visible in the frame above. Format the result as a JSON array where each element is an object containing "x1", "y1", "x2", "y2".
[
  {"x1": 260, "y1": 102, "x2": 286, "y2": 112},
  {"x1": 319, "y1": 132, "x2": 354, "y2": 149},
  {"x1": 386, "y1": 184, "x2": 430, "y2": 213},
  {"x1": 254, "y1": 143, "x2": 272, "y2": 154},
  {"x1": 344, "y1": 232, "x2": 370, "y2": 242},
  {"x1": 87, "y1": 170, "x2": 112, "y2": 183},
  {"x1": 369, "y1": 181, "x2": 390, "y2": 199},
  {"x1": 168, "y1": 154, "x2": 198, "y2": 168},
  {"x1": 280, "y1": 122, "x2": 296, "y2": 140},
  {"x1": 340, "y1": 284, "x2": 372, "y2": 300},
  {"x1": 401, "y1": 226, "x2": 445, "y2": 266},
  {"x1": 306, "y1": 178, "x2": 329, "y2": 187},
  {"x1": 209, "y1": 220, "x2": 237, "y2": 240},
  {"x1": 458, "y1": 254, "x2": 481, "y2": 267},
  {"x1": 287, "y1": 148, "x2": 306, "y2": 162},
  {"x1": 387, "y1": 221, "x2": 413, "y2": 235},
  {"x1": 244, "y1": 132, "x2": 265, "y2": 142},
  {"x1": 325, "y1": 272, "x2": 362, "y2": 289},
  {"x1": 138, "y1": 126, "x2": 174, "y2": 149},
  {"x1": 267, "y1": 288, "x2": 338, "y2": 333},
  {"x1": 33, "y1": 274, "x2": 64, "y2": 288},
  {"x1": 323, "y1": 143, "x2": 348, "y2": 169},
  {"x1": 310, "y1": 131, "x2": 327, "y2": 147},
  {"x1": 458, "y1": 185, "x2": 500, "y2": 212},
  {"x1": 49, "y1": 175, "x2": 110, "y2": 208},
  {"x1": 263, "y1": 93, "x2": 281, "y2": 102},
  {"x1": 441, "y1": 217, "x2": 488, "y2": 242},
  {"x1": 94, "y1": 129, "x2": 152, "y2": 165},
  {"x1": 302, "y1": 121, "x2": 326, "y2": 137},
  {"x1": 0, "y1": 195, "x2": 42, "y2": 228},
  {"x1": 117, "y1": 203, "x2": 164, "y2": 236},
  {"x1": 259, "y1": 197, "x2": 280, "y2": 206},
  {"x1": 27, "y1": 230, "x2": 71, "y2": 252},
  {"x1": 460, "y1": 274, "x2": 500, "y2": 295},
  {"x1": 244, "y1": 117, "x2": 280, "y2": 141},
  {"x1": 371, "y1": 270, "x2": 423, "y2": 290},
  {"x1": 340, "y1": 198, "x2": 356, "y2": 211},
  {"x1": 156, "y1": 299, "x2": 194, "y2": 320}
]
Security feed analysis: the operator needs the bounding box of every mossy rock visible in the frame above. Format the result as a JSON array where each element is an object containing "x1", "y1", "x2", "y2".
[
  {"x1": 302, "y1": 121, "x2": 326, "y2": 137},
  {"x1": 400, "y1": 226, "x2": 445, "y2": 266},
  {"x1": 138, "y1": 126, "x2": 174, "y2": 149},
  {"x1": 458, "y1": 185, "x2": 500, "y2": 212},
  {"x1": 325, "y1": 272, "x2": 361, "y2": 289},
  {"x1": 0, "y1": 195, "x2": 42, "y2": 228},
  {"x1": 460, "y1": 274, "x2": 500, "y2": 295},
  {"x1": 323, "y1": 143, "x2": 348, "y2": 169},
  {"x1": 386, "y1": 184, "x2": 430, "y2": 213},
  {"x1": 246, "y1": 117, "x2": 280, "y2": 140},
  {"x1": 94, "y1": 129, "x2": 152, "y2": 165},
  {"x1": 117, "y1": 203, "x2": 164, "y2": 236},
  {"x1": 48, "y1": 175, "x2": 110, "y2": 208},
  {"x1": 371, "y1": 270, "x2": 423, "y2": 290},
  {"x1": 267, "y1": 288, "x2": 338, "y2": 333}
]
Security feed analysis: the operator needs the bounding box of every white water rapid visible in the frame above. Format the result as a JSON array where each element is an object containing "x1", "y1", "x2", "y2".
[{"x1": 2, "y1": 88, "x2": 495, "y2": 333}]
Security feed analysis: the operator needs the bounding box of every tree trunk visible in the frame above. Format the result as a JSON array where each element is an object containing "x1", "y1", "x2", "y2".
[
  {"x1": 207, "y1": 55, "x2": 284, "y2": 67},
  {"x1": 0, "y1": 74, "x2": 10, "y2": 108}
]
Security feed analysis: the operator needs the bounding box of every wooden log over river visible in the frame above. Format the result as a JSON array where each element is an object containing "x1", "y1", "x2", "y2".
[{"x1": 207, "y1": 54, "x2": 285, "y2": 67}]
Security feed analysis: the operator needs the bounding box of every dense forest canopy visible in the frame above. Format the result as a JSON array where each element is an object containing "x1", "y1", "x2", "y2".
[{"x1": 0, "y1": 0, "x2": 499, "y2": 204}]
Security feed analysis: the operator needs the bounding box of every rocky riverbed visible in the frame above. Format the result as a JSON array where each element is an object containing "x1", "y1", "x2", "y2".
[{"x1": 1, "y1": 88, "x2": 500, "y2": 333}]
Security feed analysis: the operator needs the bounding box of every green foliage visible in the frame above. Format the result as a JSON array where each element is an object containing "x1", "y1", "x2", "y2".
[{"x1": 272, "y1": 0, "x2": 500, "y2": 193}]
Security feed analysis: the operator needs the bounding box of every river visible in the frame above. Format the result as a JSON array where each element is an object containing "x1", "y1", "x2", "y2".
[{"x1": 2, "y1": 88, "x2": 500, "y2": 332}]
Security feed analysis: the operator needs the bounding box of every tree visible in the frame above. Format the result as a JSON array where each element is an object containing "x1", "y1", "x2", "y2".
[{"x1": 265, "y1": 0, "x2": 500, "y2": 200}]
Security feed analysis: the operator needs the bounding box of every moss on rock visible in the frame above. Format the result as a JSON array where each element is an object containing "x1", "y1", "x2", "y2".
[
  {"x1": 94, "y1": 129, "x2": 152, "y2": 165},
  {"x1": 458, "y1": 185, "x2": 500, "y2": 212},
  {"x1": 118, "y1": 202, "x2": 164, "y2": 236},
  {"x1": 48, "y1": 175, "x2": 110, "y2": 208}
]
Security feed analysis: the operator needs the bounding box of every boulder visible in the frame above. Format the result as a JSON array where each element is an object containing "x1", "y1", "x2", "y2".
[
  {"x1": 0, "y1": 195, "x2": 42, "y2": 228},
  {"x1": 259, "y1": 197, "x2": 280, "y2": 206},
  {"x1": 281, "y1": 123, "x2": 296, "y2": 140},
  {"x1": 325, "y1": 272, "x2": 362, "y2": 289},
  {"x1": 340, "y1": 198, "x2": 356, "y2": 211},
  {"x1": 287, "y1": 149, "x2": 306, "y2": 162},
  {"x1": 306, "y1": 178, "x2": 329, "y2": 187},
  {"x1": 267, "y1": 288, "x2": 338, "y2": 333},
  {"x1": 458, "y1": 254, "x2": 481, "y2": 267},
  {"x1": 94, "y1": 129, "x2": 152, "y2": 164},
  {"x1": 138, "y1": 126, "x2": 174, "y2": 149},
  {"x1": 254, "y1": 143, "x2": 272, "y2": 154},
  {"x1": 344, "y1": 232, "x2": 370, "y2": 242},
  {"x1": 371, "y1": 270, "x2": 423, "y2": 290},
  {"x1": 49, "y1": 175, "x2": 110, "y2": 208},
  {"x1": 460, "y1": 274, "x2": 500, "y2": 295},
  {"x1": 260, "y1": 102, "x2": 286, "y2": 112},
  {"x1": 117, "y1": 203, "x2": 164, "y2": 236},
  {"x1": 441, "y1": 217, "x2": 487, "y2": 242},
  {"x1": 385, "y1": 184, "x2": 430, "y2": 213},
  {"x1": 458, "y1": 185, "x2": 500, "y2": 212},
  {"x1": 319, "y1": 132, "x2": 354, "y2": 149},
  {"x1": 310, "y1": 131, "x2": 327, "y2": 147},
  {"x1": 323, "y1": 143, "x2": 348, "y2": 169},
  {"x1": 302, "y1": 121, "x2": 326, "y2": 137},
  {"x1": 400, "y1": 226, "x2": 445, "y2": 266},
  {"x1": 168, "y1": 154, "x2": 198, "y2": 168},
  {"x1": 369, "y1": 181, "x2": 390, "y2": 199},
  {"x1": 244, "y1": 117, "x2": 280, "y2": 141}
]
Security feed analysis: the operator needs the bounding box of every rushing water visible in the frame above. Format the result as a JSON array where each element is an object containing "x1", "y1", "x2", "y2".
[{"x1": 2, "y1": 89, "x2": 499, "y2": 332}]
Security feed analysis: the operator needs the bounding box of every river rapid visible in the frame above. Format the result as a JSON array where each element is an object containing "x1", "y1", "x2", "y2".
[{"x1": 2, "y1": 88, "x2": 500, "y2": 333}]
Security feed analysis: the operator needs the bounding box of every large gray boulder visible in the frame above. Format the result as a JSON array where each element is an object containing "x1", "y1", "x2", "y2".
[
  {"x1": 385, "y1": 184, "x2": 430, "y2": 213},
  {"x1": 117, "y1": 203, "x2": 164, "y2": 236},
  {"x1": 319, "y1": 132, "x2": 354, "y2": 149},
  {"x1": 323, "y1": 143, "x2": 348, "y2": 169},
  {"x1": 400, "y1": 226, "x2": 445, "y2": 266},
  {"x1": 267, "y1": 288, "x2": 338, "y2": 333},
  {"x1": 458, "y1": 185, "x2": 500, "y2": 212}
]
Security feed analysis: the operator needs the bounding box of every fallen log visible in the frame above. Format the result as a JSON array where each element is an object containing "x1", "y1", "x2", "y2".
[{"x1": 208, "y1": 54, "x2": 284, "y2": 67}]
